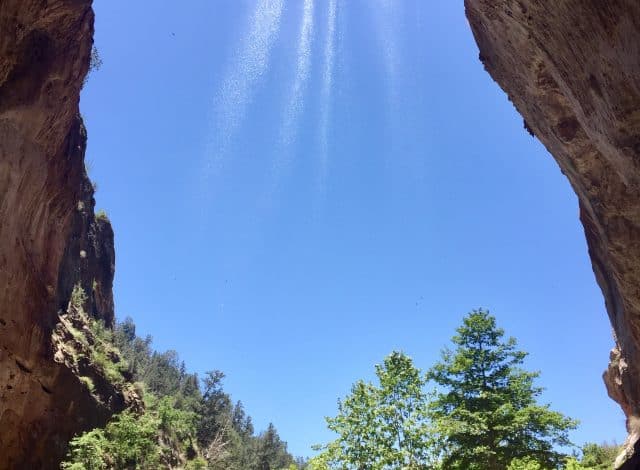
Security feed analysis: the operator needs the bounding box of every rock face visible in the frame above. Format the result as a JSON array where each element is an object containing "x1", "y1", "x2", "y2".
[
  {"x1": 464, "y1": 0, "x2": 640, "y2": 464},
  {"x1": 0, "y1": 1, "x2": 128, "y2": 468}
]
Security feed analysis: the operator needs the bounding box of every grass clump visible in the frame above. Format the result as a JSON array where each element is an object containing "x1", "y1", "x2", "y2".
[
  {"x1": 79, "y1": 376, "x2": 95, "y2": 393},
  {"x1": 95, "y1": 209, "x2": 109, "y2": 221}
]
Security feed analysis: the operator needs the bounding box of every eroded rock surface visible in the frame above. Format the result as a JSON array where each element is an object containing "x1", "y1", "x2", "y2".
[
  {"x1": 464, "y1": 0, "x2": 640, "y2": 465},
  {"x1": 0, "y1": 1, "x2": 128, "y2": 468}
]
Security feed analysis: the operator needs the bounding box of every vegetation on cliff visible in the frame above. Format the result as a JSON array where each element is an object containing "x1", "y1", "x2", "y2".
[
  {"x1": 61, "y1": 309, "x2": 303, "y2": 469},
  {"x1": 59, "y1": 302, "x2": 619, "y2": 469}
]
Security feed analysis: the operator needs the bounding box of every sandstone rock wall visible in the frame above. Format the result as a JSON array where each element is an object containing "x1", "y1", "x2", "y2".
[
  {"x1": 0, "y1": 1, "x2": 125, "y2": 468},
  {"x1": 464, "y1": 0, "x2": 640, "y2": 465}
]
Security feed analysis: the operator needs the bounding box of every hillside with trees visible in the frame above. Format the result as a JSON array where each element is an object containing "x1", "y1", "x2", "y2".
[{"x1": 62, "y1": 313, "x2": 304, "y2": 469}]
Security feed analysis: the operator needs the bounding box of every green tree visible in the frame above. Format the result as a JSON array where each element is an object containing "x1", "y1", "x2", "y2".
[
  {"x1": 579, "y1": 442, "x2": 620, "y2": 469},
  {"x1": 428, "y1": 309, "x2": 578, "y2": 470},
  {"x1": 63, "y1": 411, "x2": 160, "y2": 469},
  {"x1": 197, "y1": 370, "x2": 233, "y2": 447},
  {"x1": 256, "y1": 423, "x2": 294, "y2": 470},
  {"x1": 232, "y1": 400, "x2": 255, "y2": 438},
  {"x1": 62, "y1": 427, "x2": 108, "y2": 470},
  {"x1": 156, "y1": 396, "x2": 198, "y2": 447},
  {"x1": 316, "y1": 351, "x2": 436, "y2": 469}
]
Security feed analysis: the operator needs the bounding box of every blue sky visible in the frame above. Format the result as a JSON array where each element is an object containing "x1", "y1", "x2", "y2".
[{"x1": 84, "y1": 0, "x2": 625, "y2": 457}]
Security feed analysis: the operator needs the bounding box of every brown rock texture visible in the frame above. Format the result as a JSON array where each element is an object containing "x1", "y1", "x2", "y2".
[
  {"x1": 464, "y1": 0, "x2": 640, "y2": 465},
  {"x1": 0, "y1": 1, "x2": 130, "y2": 468}
]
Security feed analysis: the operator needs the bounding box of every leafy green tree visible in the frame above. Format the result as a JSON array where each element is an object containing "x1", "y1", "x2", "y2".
[
  {"x1": 63, "y1": 411, "x2": 160, "y2": 469},
  {"x1": 308, "y1": 443, "x2": 341, "y2": 470},
  {"x1": 315, "y1": 351, "x2": 436, "y2": 469},
  {"x1": 579, "y1": 442, "x2": 620, "y2": 469},
  {"x1": 106, "y1": 412, "x2": 160, "y2": 468},
  {"x1": 156, "y1": 396, "x2": 198, "y2": 447},
  {"x1": 62, "y1": 427, "x2": 108, "y2": 470},
  {"x1": 428, "y1": 309, "x2": 578, "y2": 470}
]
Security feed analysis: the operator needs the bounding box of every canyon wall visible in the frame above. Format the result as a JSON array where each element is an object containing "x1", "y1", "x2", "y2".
[
  {"x1": 464, "y1": 0, "x2": 640, "y2": 465},
  {"x1": 0, "y1": 1, "x2": 129, "y2": 468},
  {"x1": 1, "y1": 0, "x2": 639, "y2": 467}
]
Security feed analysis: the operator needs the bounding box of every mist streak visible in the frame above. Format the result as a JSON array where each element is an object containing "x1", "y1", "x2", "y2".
[
  {"x1": 272, "y1": 0, "x2": 315, "y2": 177},
  {"x1": 316, "y1": 0, "x2": 338, "y2": 196},
  {"x1": 205, "y1": 0, "x2": 284, "y2": 178},
  {"x1": 373, "y1": 0, "x2": 399, "y2": 116}
]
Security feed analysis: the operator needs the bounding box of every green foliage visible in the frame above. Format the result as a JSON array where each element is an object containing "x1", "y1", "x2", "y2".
[
  {"x1": 64, "y1": 287, "x2": 128, "y2": 389},
  {"x1": 62, "y1": 427, "x2": 108, "y2": 470},
  {"x1": 70, "y1": 284, "x2": 88, "y2": 311},
  {"x1": 63, "y1": 395, "x2": 206, "y2": 469},
  {"x1": 88, "y1": 319, "x2": 128, "y2": 385},
  {"x1": 79, "y1": 376, "x2": 95, "y2": 393},
  {"x1": 184, "y1": 457, "x2": 209, "y2": 469},
  {"x1": 64, "y1": 316, "x2": 302, "y2": 469},
  {"x1": 307, "y1": 448, "x2": 337, "y2": 470},
  {"x1": 95, "y1": 209, "x2": 109, "y2": 222},
  {"x1": 507, "y1": 457, "x2": 546, "y2": 470},
  {"x1": 197, "y1": 370, "x2": 233, "y2": 447},
  {"x1": 106, "y1": 412, "x2": 160, "y2": 468},
  {"x1": 563, "y1": 457, "x2": 586, "y2": 470},
  {"x1": 156, "y1": 395, "x2": 198, "y2": 447},
  {"x1": 428, "y1": 309, "x2": 578, "y2": 470},
  {"x1": 316, "y1": 351, "x2": 436, "y2": 469},
  {"x1": 314, "y1": 310, "x2": 584, "y2": 470},
  {"x1": 579, "y1": 442, "x2": 620, "y2": 469},
  {"x1": 63, "y1": 411, "x2": 160, "y2": 470},
  {"x1": 255, "y1": 423, "x2": 295, "y2": 470},
  {"x1": 113, "y1": 317, "x2": 200, "y2": 404}
]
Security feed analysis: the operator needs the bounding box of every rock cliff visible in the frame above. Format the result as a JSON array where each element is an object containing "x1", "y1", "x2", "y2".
[
  {"x1": 464, "y1": 0, "x2": 640, "y2": 466},
  {"x1": 0, "y1": 1, "x2": 131, "y2": 468}
]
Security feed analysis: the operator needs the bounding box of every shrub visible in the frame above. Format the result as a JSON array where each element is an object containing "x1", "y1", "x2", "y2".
[
  {"x1": 95, "y1": 209, "x2": 109, "y2": 222},
  {"x1": 63, "y1": 411, "x2": 160, "y2": 469},
  {"x1": 184, "y1": 457, "x2": 208, "y2": 469},
  {"x1": 62, "y1": 428, "x2": 108, "y2": 470},
  {"x1": 70, "y1": 284, "x2": 87, "y2": 311}
]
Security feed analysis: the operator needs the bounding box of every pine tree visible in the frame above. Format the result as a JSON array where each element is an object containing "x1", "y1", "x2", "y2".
[
  {"x1": 256, "y1": 423, "x2": 294, "y2": 470},
  {"x1": 428, "y1": 309, "x2": 577, "y2": 470}
]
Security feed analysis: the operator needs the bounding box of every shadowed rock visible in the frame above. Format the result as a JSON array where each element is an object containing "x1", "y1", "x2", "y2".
[{"x1": 0, "y1": 1, "x2": 133, "y2": 468}]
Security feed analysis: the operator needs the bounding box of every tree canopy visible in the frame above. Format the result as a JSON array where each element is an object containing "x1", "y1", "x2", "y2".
[
  {"x1": 428, "y1": 309, "x2": 578, "y2": 470},
  {"x1": 312, "y1": 351, "x2": 435, "y2": 469},
  {"x1": 312, "y1": 309, "x2": 582, "y2": 470}
]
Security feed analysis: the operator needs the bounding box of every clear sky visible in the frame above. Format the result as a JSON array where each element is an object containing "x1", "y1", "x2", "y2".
[{"x1": 84, "y1": 0, "x2": 625, "y2": 458}]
